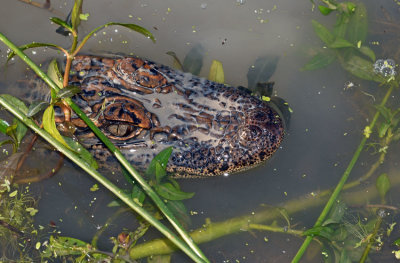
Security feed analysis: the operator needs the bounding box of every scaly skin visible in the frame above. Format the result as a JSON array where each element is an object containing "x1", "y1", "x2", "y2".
[{"x1": 26, "y1": 55, "x2": 285, "y2": 177}]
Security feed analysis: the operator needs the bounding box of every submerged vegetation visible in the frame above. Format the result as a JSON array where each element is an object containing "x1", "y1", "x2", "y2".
[
  {"x1": 0, "y1": 186, "x2": 39, "y2": 262},
  {"x1": 0, "y1": 0, "x2": 400, "y2": 262},
  {"x1": 293, "y1": 0, "x2": 400, "y2": 262}
]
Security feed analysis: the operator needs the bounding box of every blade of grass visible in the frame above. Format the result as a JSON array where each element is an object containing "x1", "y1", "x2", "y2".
[
  {"x1": 0, "y1": 95, "x2": 205, "y2": 263},
  {"x1": 73, "y1": 22, "x2": 155, "y2": 56},
  {"x1": 0, "y1": 32, "x2": 209, "y2": 263}
]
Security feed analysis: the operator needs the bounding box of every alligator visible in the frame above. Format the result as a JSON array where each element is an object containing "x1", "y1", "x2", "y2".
[{"x1": 24, "y1": 55, "x2": 285, "y2": 177}]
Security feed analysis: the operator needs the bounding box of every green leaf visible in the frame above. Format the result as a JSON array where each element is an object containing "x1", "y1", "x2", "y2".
[
  {"x1": 146, "y1": 146, "x2": 173, "y2": 177},
  {"x1": 311, "y1": 20, "x2": 334, "y2": 45},
  {"x1": 7, "y1": 42, "x2": 64, "y2": 62},
  {"x1": 302, "y1": 50, "x2": 336, "y2": 71},
  {"x1": 323, "y1": 201, "x2": 346, "y2": 226},
  {"x1": 318, "y1": 5, "x2": 334, "y2": 15},
  {"x1": 63, "y1": 137, "x2": 98, "y2": 169},
  {"x1": 0, "y1": 119, "x2": 9, "y2": 134},
  {"x1": 43, "y1": 236, "x2": 89, "y2": 257},
  {"x1": 27, "y1": 101, "x2": 50, "y2": 117},
  {"x1": 47, "y1": 59, "x2": 64, "y2": 102},
  {"x1": 346, "y1": 3, "x2": 367, "y2": 44},
  {"x1": 154, "y1": 182, "x2": 194, "y2": 201},
  {"x1": 333, "y1": 12, "x2": 350, "y2": 38},
  {"x1": 303, "y1": 225, "x2": 334, "y2": 240},
  {"x1": 105, "y1": 23, "x2": 155, "y2": 42},
  {"x1": 79, "y1": 13, "x2": 90, "y2": 21},
  {"x1": 378, "y1": 122, "x2": 390, "y2": 138},
  {"x1": 26, "y1": 207, "x2": 38, "y2": 216},
  {"x1": 90, "y1": 184, "x2": 99, "y2": 192},
  {"x1": 247, "y1": 55, "x2": 279, "y2": 90},
  {"x1": 374, "y1": 105, "x2": 391, "y2": 122},
  {"x1": 107, "y1": 200, "x2": 120, "y2": 207},
  {"x1": 345, "y1": 2, "x2": 356, "y2": 13},
  {"x1": 208, "y1": 60, "x2": 225, "y2": 84},
  {"x1": 155, "y1": 162, "x2": 167, "y2": 183},
  {"x1": 50, "y1": 17, "x2": 73, "y2": 32},
  {"x1": 393, "y1": 238, "x2": 400, "y2": 246},
  {"x1": 166, "y1": 51, "x2": 183, "y2": 70},
  {"x1": 376, "y1": 173, "x2": 390, "y2": 200},
  {"x1": 42, "y1": 105, "x2": 70, "y2": 149},
  {"x1": 79, "y1": 22, "x2": 155, "y2": 54},
  {"x1": 56, "y1": 85, "x2": 81, "y2": 99},
  {"x1": 329, "y1": 37, "x2": 354, "y2": 48},
  {"x1": 5, "y1": 124, "x2": 17, "y2": 138},
  {"x1": 13, "y1": 118, "x2": 28, "y2": 146},
  {"x1": 358, "y1": 46, "x2": 376, "y2": 62},
  {"x1": 47, "y1": 59, "x2": 63, "y2": 88},
  {"x1": 182, "y1": 44, "x2": 205, "y2": 75},
  {"x1": 9, "y1": 190, "x2": 18, "y2": 198},
  {"x1": 131, "y1": 185, "x2": 146, "y2": 206},
  {"x1": 71, "y1": 0, "x2": 83, "y2": 30},
  {"x1": 340, "y1": 55, "x2": 385, "y2": 82},
  {"x1": 168, "y1": 178, "x2": 181, "y2": 190},
  {"x1": 0, "y1": 95, "x2": 28, "y2": 115}
]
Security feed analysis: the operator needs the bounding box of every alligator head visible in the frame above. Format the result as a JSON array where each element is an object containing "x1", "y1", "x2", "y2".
[{"x1": 27, "y1": 55, "x2": 285, "y2": 177}]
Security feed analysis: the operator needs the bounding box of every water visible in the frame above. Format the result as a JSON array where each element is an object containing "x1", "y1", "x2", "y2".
[{"x1": 0, "y1": 0, "x2": 399, "y2": 262}]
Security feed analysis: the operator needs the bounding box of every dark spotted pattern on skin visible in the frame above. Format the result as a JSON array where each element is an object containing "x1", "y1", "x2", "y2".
[{"x1": 28, "y1": 56, "x2": 285, "y2": 177}]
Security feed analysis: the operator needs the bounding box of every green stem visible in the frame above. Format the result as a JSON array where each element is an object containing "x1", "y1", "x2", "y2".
[
  {"x1": 249, "y1": 223, "x2": 303, "y2": 237},
  {"x1": 63, "y1": 31, "x2": 78, "y2": 88},
  {"x1": 0, "y1": 96, "x2": 205, "y2": 263},
  {"x1": 359, "y1": 216, "x2": 383, "y2": 263},
  {"x1": 71, "y1": 33, "x2": 78, "y2": 53},
  {"x1": 0, "y1": 32, "x2": 209, "y2": 263},
  {"x1": 291, "y1": 82, "x2": 396, "y2": 263}
]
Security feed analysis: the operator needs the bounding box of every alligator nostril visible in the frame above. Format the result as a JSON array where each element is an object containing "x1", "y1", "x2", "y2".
[
  {"x1": 253, "y1": 110, "x2": 268, "y2": 121},
  {"x1": 250, "y1": 125, "x2": 261, "y2": 137},
  {"x1": 239, "y1": 125, "x2": 263, "y2": 144}
]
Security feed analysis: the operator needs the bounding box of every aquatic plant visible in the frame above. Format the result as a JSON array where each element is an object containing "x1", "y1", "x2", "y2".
[
  {"x1": 292, "y1": 1, "x2": 400, "y2": 262},
  {"x1": 0, "y1": 185, "x2": 40, "y2": 262}
]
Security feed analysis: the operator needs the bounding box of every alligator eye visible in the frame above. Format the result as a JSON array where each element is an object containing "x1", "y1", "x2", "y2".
[
  {"x1": 107, "y1": 124, "x2": 132, "y2": 137},
  {"x1": 105, "y1": 123, "x2": 144, "y2": 140}
]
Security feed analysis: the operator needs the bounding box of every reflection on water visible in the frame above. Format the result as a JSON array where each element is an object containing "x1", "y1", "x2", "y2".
[{"x1": 0, "y1": 0, "x2": 400, "y2": 262}]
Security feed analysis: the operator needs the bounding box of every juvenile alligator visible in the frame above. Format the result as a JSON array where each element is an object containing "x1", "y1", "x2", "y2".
[{"x1": 26, "y1": 55, "x2": 285, "y2": 177}]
